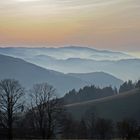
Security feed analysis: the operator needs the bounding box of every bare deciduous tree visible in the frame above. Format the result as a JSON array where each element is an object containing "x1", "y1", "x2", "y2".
[
  {"x1": 29, "y1": 82, "x2": 61, "y2": 139},
  {"x1": 0, "y1": 79, "x2": 24, "y2": 140}
]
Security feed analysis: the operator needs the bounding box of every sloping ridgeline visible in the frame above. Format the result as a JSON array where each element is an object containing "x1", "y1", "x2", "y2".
[
  {"x1": 65, "y1": 88, "x2": 140, "y2": 122},
  {"x1": 0, "y1": 54, "x2": 87, "y2": 96},
  {"x1": 63, "y1": 85, "x2": 118, "y2": 104},
  {"x1": 0, "y1": 54, "x2": 123, "y2": 96}
]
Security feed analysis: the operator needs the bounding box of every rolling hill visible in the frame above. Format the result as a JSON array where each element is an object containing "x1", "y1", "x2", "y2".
[
  {"x1": 65, "y1": 88, "x2": 140, "y2": 122},
  {"x1": 25, "y1": 55, "x2": 140, "y2": 81},
  {"x1": 0, "y1": 54, "x2": 124, "y2": 96},
  {"x1": 68, "y1": 72, "x2": 123, "y2": 88},
  {"x1": 0, "y1": 46, "x2": 132, "y2": 60},
  {"x1": 0, "y1": 46, "x2": 139, "y2": 81},
  {"x1": 0, "y1": 54, "x2": 88, "y2": 96}
]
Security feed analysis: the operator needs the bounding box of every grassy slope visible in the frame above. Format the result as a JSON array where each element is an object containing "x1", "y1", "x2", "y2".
[{"x1": 65, "y1": 88, "x2": 140, "y2": 122}]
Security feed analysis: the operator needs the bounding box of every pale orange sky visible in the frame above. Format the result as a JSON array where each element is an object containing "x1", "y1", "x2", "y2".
[{"x1": 0, "y1": 0, "x2": 140, "y2": 51}]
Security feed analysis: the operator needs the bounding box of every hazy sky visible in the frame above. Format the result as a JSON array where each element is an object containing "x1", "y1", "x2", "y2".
[{"x1": 0, "y1": 0, "x2": 140, "y2": 51}]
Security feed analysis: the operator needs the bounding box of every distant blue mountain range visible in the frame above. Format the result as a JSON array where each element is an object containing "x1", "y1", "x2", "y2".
[
  {"x1": 0, "y1": 46, "x2": 139, "y2": 81},
  {"x1": 0, "y1": 54, "x2": 123, "y2": 96}
]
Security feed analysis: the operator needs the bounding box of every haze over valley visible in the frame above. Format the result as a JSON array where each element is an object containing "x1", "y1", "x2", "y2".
[
  {"x1": 0, "y1": 46, "x2": 139, "y2": 82},
  {"x1": 0, "y1": 0, "x2": 140, "y2": 139}
]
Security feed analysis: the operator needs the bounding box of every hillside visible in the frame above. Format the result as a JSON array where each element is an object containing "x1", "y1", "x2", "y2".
[
  {"x1": 68, "y1": 72, "x2": 123, "y2": 88},
  {"x1": 65, "y1": 88, "x2": 140, "y2": 122},
  {"x1": 0, "y1": 46, "x2": 132, "y2": 60},
  {"x1": 0, "y1": 54, "x2": 87, "y2": 96},
  {"x1": 26, "y1": 56, "x2": 140, "y2": 81},
  {"x1": 0, "y1": 47, "x2": 139, "y2": 81}
]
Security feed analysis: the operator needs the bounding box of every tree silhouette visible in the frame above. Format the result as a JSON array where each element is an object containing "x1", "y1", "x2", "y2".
[
  {"x1": 29, "y1": 82, "x2": 61, "y2": 139},
  {"x1": 135, "y1": 80, "x2": 140, "y2": 88},
  {"x1": 119, "y1": 80, "x2": 134, "y2": 93},
  {"x1": 0, "y1": 79, "x2": 24, "y2": 140}
]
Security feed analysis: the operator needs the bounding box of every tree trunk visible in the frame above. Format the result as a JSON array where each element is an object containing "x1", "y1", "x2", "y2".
[
  {"x1": 8, "y1": 107, "x2": 13, "y2": 140},
  {"x1": 8, "y1": 124, "x2": 13, "y2": 140},
  {"x1": 42, "y1": 128, "x2": 46, "y2": 139}
]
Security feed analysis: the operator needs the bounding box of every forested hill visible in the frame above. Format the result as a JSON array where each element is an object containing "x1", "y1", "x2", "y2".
[
  {"x1": 63, "y1": 80, "x2": 140, "y2": 104},
  {"x1": 65, "y1": 88, "x2": 140, "y2": 122},
  {"x1": 63, "y1": 85, "x2": 117, "y2": 104}
]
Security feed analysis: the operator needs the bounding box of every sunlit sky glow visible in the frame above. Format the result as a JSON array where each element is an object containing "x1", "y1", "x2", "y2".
[{"x1": 0, "y1": 0, "x2": 140, "y2": 51}]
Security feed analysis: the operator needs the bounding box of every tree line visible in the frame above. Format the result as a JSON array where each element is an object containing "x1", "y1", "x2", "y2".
[
  {"x1": 119, "y1": 80, "x2": 140, "y2": 93},
  {"x1": 63, "y1": 80, "x2": 140, "y2": 104},
  {"x1": 63, "y1": 86, "x2": 117, "y2": 104},
  {"x1": 0, "y1": 78, "x2": 140, "y2": 139}
]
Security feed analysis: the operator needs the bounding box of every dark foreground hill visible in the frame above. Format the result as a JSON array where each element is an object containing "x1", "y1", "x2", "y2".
[{"x1": 65, "y1": 88, "x2": 140, "y2": 122}]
